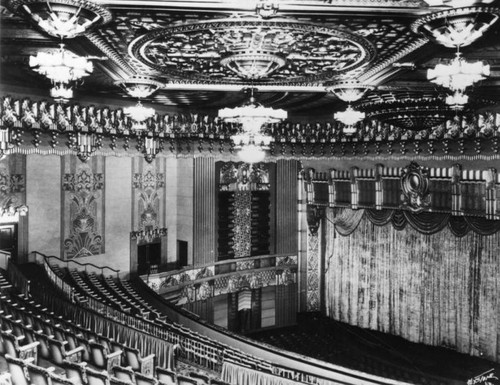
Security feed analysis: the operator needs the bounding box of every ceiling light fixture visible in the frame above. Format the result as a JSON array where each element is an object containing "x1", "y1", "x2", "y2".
[
  {"x1": 412, "y1": 5, "x2": 500, "y2": 48},
  {"x1": 445, "y1": 90, "x2": 469, "y2": 109},
  {"x1": 326, "y1": 80, "x2": 373, "y2": 103},
  {"x1": 218, "y1": 89, "x2": 287, "y2": 163},
  {"x1": 118, "y1": 76, "x2": 163, "y2": 128},
  {"x1": 7, "y1": 0, "x2": 112, "y2": 39},
  {"x1": 334, "y1": 105, "x2": 366, "y2": 128},
  {"x1": 30, "y1": 44, "x2": 93, "y2": 83},
  {"x1": 427, "y1": 52, "x2": 490, "y2": 92},
  {"x1": 123, "y1": 101, "x2": 156, "y2": 125}
]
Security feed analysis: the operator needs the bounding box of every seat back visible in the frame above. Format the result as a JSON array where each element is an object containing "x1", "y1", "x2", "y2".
[
  {"x1": 188, "y1": 373, "x2": 210, "y2": 385},
  {"x1": 89, "y1": 342, "x2": 107, "y2": 369},
  {"x1": 155, "y1": 367, "x2": 175, "y2": 385},
  {"x1": 26, "y1": 363, "x2": 51, "y2": 385},
  {"x1": 2, "y1": 331, "x2": 18, "y2": 358},
  {"x1": 135, "y1": 372, "x2": 157, "y2": 385},
  {"x1": 48, "y1": 338, "x2": 65, "y2": 365},
  {"x1": 111, "y1": 367, "x2": 134, "y2": 384},
  {"x1": 5, "y1": 354, "x2": 29, "y2": 385},
  {"x1": 62, "y1": 360, "x2": 87, "y2": 385},
  {"x1": 124, "y1": 346, "x2": 140, "y2": 370},
  {"x1": 36, "y1": 333, "x2": 51, "y2": 360},
  {"x1": 49, "y1": 372, "x2": 77, "y2": 385},
  {"x1": 85, "y1": 368, "x2": 109, "y2": 385},
  {"x1": 176, "y1": 376, "x2": 198, "y2": 385}
]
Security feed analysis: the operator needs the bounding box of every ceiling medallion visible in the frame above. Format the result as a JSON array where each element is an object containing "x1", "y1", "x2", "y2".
[
  {"x1": 129, "y1": 17, "x2": 375, "y2": 84},
  {"x1": 7, "y1": 0, "x2": 112, "y2": 39},
  {"x1": 412, "y1": 5, "x2": 500, "y2": 48}
]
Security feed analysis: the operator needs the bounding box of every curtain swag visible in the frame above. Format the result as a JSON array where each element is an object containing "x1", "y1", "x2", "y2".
[{"x1": 327, "y1": 208, "x2": 500, "y2": 237}]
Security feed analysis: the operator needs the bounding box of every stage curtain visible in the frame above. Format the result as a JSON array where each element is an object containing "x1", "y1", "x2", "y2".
[
  {"x1": 326, "y1": 207, "x2": 364, "y2": 236},
  {"x1": 325, "y1": 208, "x2": 500, "y2": 362}
]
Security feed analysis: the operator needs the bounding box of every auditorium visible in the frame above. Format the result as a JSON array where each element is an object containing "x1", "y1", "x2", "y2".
[{"x1": 0, "y1": 0, "x2": 500, "y2": 384}]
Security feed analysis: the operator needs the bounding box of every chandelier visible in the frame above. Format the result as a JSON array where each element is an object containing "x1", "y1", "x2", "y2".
[
  {"x1": 445, "y1": 91, "x2": 469, "y2": 110},
  {"x1": 7, "y1": 0, "x2": 112, "y2": 39},
  {"x1": 427, "y1": 52, "x2": 490, "y2": 92},
  {"x1": 334, "y1": 105, "x2": 366, "y2": 128},
  {"x1": 118, "y1": 76, "x2": 162, "y2": 128},
  {"x1": 220, "y1": 51, "x2": 287, "y2": 80},
  {"x1": 218, "y1": 90, "x2": 287, "y2": 163},
  {"x1": 326, "y1": 80, "x2": 373, "y2": 103},
  {"x1": 30, "y1": 44, "x2": 93, "y2": 83},
  {"x1": 412, "y1": 5, "x2": 500, "y2": 49},
  {"x1": 123, "y1": 101, "x2": 156, "y2": 126}
]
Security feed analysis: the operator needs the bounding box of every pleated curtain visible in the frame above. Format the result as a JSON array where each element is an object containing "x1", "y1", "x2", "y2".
[{"x1": 324, "y1": 208, "x2": 500, "y2": 362}]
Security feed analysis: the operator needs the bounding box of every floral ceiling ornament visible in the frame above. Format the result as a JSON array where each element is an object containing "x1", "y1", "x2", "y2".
[
  {"x1": 129, "y1": 17, "x2": 375, "y2": 84},
  {"x1": 6, "y1": 0, "x2": 112, "y2": 39}
]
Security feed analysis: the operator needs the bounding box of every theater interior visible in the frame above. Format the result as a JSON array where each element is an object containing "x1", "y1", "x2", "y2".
[{"x1": 1, "y1": 0, "x2": 500, "y2": 384}]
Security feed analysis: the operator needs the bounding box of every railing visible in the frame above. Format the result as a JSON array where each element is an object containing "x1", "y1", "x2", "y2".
[
  {"x1": 21, "y1": 252, "x2": 412, "y2": 385},
  {"x1": 7, "y1": 259, "x2": 29, "y2": 297},
  {"x1": 144, "y1": 254, "x2": 298, "y2": 303},
  {"x1": 30, "y1": 251, "x2": 120, "y2": 278}
]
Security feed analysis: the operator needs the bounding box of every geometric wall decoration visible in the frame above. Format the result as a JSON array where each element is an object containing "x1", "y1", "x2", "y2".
[
  {"x1": 61, "y1": 155, "x2": 105, "y2": 259},
  {"x1": 305, "y1": 206, "x2": 323, "y2": 312},
  {"x1": 132, "y1": 157, "x2": 165, "y2": 234},
  {"x1": 218, "y1": 162, "x2": 271, "y2": 259},
  {"x1": 0, "y1": 154, "x2": 26, "y2": 220}
]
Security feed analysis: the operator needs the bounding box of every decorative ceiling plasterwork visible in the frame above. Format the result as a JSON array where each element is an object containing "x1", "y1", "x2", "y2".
[{"x1": 128, "y1": 17, "x2": 376, "y2": 84}]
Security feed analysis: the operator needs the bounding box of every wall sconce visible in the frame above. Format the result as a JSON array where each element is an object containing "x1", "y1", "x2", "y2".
[{"x1": 74, "y1": 132, "x2": 98, "y2": 162}]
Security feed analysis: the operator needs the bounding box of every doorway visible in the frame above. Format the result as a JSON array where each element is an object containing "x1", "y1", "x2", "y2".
[
  {"x1": 0, "y1": 224, "x2": 17, "y2": 258},
  {"x1": 137, "y1": 242, "x2": 161, "y2": 275}
]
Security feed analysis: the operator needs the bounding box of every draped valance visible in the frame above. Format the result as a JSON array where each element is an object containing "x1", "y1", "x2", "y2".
[{"x1": 328, "y1": 208, "x2": 500, "y2": 237}]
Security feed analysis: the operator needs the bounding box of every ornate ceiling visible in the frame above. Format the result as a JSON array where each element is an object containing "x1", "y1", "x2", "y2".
[{"x1": 1, "y1": 0, "x2": 500, "y2": 125}]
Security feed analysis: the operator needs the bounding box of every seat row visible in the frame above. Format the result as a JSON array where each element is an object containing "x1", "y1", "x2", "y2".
[
  {"x1": 0, "y1": 294, "x2": 151, "y2": 374},
  {"x1": 44, "y1": 266, "x2": 277, "y2": 379}
]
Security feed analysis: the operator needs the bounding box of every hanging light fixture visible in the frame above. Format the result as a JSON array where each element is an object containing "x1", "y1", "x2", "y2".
[
  {"x1": 0, "y1": 127, "x2": 13, "y2": 158},
  {"x1": 412, "y1": 5, "x2": 500, "y2": 49},
  {"x1": 118, "y1": 76, "x2": 163, "y2": 128},
  {"x1": 142, "y1": 136, "x2": 161, "y2": 163},
  {"x1": 427, "y1": 52, "x2": 490, "y2": 92},
  {"x1": 74, "y1": 132, "x2": 98, "y2": 162},
  {"x1": 123, "y1": 101, "x2": 156, "y2": 125},
  {"x1": 445, "y1": 90, "x2": 469, "y2": 110},
  {"x1": 334, "y1": 105, "x2": 366, "y2": 127},
  {"x1": 29, "y1": 44, "x2": 104, "y2": 102},
  {"x1": 30, "y1": 44, "x2": 93, "y2": 83},
  {"x1": 7, "y1": 0, "x2": 112, "y2": 39},
  {"x1": 218, "y1": 89, "x2": 287, "y2": 163},
  {"x1": 326, "y1": 80, "x2": 373, "y2": 103}
]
